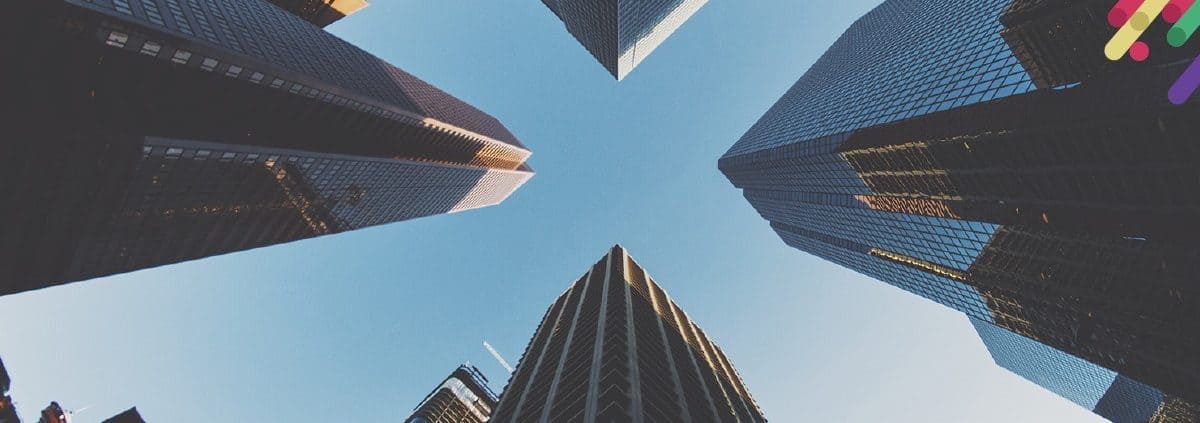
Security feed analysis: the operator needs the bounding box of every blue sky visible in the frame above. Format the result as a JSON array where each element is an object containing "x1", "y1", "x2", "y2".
[{"x1": 0, "y1": 1, "x2": 1104, "y2": 421}]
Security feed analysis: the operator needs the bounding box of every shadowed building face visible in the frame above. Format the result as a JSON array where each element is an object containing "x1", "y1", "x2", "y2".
[
  {"x1": 490, "y1": 245, "x2": 765, "y2": 423},
  {"x1": 719, "y1": 0, "x2": 1200, "y2": 416},
  {"x1": 1, "y1": 1, "x2": 533, "y2": 296},
  {"x1": 540, "y1": 0, "x2": 707, "y2": 80}
]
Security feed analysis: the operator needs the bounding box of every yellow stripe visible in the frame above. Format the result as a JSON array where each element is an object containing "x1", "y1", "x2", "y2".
[{"x1": 1105, "y1": 0, "x2": 1171, "y2": 60}]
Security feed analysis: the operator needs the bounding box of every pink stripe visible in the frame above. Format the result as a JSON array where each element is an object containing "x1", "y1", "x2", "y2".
[
  {"x1": 1163, "y1": 0, "x2": 1196, "y2": 23},
  {"x1": 1110, "y1": 0, "x2": 1148, "y2": 27}
]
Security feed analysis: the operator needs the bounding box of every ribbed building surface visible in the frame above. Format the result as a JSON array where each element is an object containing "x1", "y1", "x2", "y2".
[
  {"x1": 719, "y1": 0, "x2": 1199, "y2": 419},
  {"x1": 540, "y1": 0, "x2": 706, "y2": 80},
  {"x1": 405, "y1": 365, "x2": 498, "y2": 423},
  {"x1": 491, "y1": 245, "x2": 765, "y2": 423},
  {"x1": 265, "y1": 0, "x2": 368, "y2": 27},
  {"x1": 1, "y1": 0, "x2": 533, "y2": 296}
]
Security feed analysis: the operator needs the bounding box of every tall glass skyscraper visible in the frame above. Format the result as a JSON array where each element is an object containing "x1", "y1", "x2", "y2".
[
  {"x1": 2, "y1": 1, "x2": 533, "y2": 296},
  {"x1": 719, "y1": 0, "x2": 1199, "y2": 419},
  {"x1": 405, "y1": 365, "x2": 498, "y2": 423},
  {"x1": 540, "y1": 0, "x2": 707, "y2": 80},
  {"x1": 491, "y1": 245, "x2": 765, "y2": 423}
]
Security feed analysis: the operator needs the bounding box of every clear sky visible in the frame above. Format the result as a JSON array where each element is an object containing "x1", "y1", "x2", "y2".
[{"x1": 0, "y1": 1, "x2": 1105, "y2": 422}]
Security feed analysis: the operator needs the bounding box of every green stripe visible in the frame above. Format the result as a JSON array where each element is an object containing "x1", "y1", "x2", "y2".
[{"x1": 1168, "y1": 3, "x2": 1200, "y2": 47}]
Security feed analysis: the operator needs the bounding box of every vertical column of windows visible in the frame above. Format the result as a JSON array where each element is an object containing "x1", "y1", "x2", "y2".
[
  {"x1": 666, "y1": 300, "x2": 722, "y2": 421},
  {"x1": 685, "y1": 321, "x2": 739, "y2": 422},
  {"x1": 616, "y1": 252, "x2": 646, "y2": 423},
  {"x1": 625, "y1": 260, "x2": 688, "y2": 423},
  {"x1": 540, "y1": 260, "x2": 606, "y2": 422},
  {"x1": 590, "y1": 251, "x2": 632, "y2": 422},
  {"x1": 493, "y1": 286, "x2": 572, "y2": 421}
]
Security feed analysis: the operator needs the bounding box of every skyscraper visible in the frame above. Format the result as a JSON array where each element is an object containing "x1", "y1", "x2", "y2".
[
  {"x1": 265, "y1": 0, "x2": 368, "y2": 27},
  {"x1": 719, "y1": 0, "x2": 1199, "y2": 418},
  {"x1": 405, "y1": 365, "x2": 497, "y2": 423},
  {"x1": 540, "y1": 0, "x2": 707, "y2": 80},
  {"x1": 491, "y1": 245, "x2": 765, "y2": 423},
  {"x1": 2, "y1": 1, "x2": 533, "y2": 296}
]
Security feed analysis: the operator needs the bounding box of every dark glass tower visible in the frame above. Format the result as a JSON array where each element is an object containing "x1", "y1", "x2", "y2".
[
  {"x1": 2, "y1": 1, "x2": 533, "y2": 296},
  {"x1": 719, "y1": 0, "x2": 1199, "y2": 417},
  {"x1": 490, "y1": 245, "x2": 765, "y2": 423},
  {"x1": 405, "y1": 365, "x2": 497, "y2": 423},
  {"x1": 265, "y1": 0, "x2": 368, "y2": 27},
  {"x1": 540, "y1": 0, "x2": 707, "y2": 80}
]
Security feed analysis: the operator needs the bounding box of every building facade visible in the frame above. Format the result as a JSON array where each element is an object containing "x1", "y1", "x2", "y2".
[
  {"x1": 491, "y1": 245, "x2": 765, "y2": 423},
  {"x1": 405, "y1": 365, "x2": 497, "y2": 423},
  {"x1": 265, "y1": 0, "x2": 368, "y2": 27},
  {"x1": 540, "y1": 0, "x2": 707, "y2": 80},
  {"x1": 2, "y1": 0, "x2": 533, "y2": 296},
  {"x1": 719, "y1": 0, "x2": 1199, "y2": 418}
]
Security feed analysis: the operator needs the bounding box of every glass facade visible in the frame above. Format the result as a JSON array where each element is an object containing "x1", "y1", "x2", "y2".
[
  {"x1": 540, "y1": 0, "x2": 707, "y2": 80},
  {"x1": 971, "y1": 318, "x2": 1166, "y2": 423},
  {"x1": 720, "y1": 0, "x2": 1200, "y2": 417},
  {"x1": 1, "y1": 1, "x2": 533, "y2": 295},
  {"x1": 491, "y1": 246, "x2": 765, "y2": 422}
]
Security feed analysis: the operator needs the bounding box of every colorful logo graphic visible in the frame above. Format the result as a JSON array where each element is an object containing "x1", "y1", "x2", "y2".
[{"x1": 1105, "y1": 0, "x2": 1200, "y2": 104}]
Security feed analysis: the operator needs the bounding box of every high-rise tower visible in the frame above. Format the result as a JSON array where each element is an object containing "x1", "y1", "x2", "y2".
[
  {"x1": 405, "y1": 365, "x2": 497, "y2": 423},
  {"x1": 540, "y1": 0, "x2": 707, "y2": 80},
  {"x1": 265, "y1": 0, "x2": 368, "y2": 27},
  {"x1": 719, "y1": 0, "x2": 1199, "y2": 417},
  {"x1": 2, "y1": 1, "x2": 533, "y2": 296},
  {"x1": 491, "y1": 245, "x2": 765, "y2": 423}
]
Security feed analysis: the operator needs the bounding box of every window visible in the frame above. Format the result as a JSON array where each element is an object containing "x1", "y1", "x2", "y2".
[
  {"x1": 249, "y1": 72, "x2": 264, "y2": 84},
  {"x1": 171, "y1": 50, "x2": 193, "y2": 65},
  {"x1": 225, "y1": 65, "x2": 243, "y2": 78},
  {"x1": 270, "y1": 78, "x2": 285, "y2": 89},
  {"x1": 139, "y1": 41, "x2": 162, "y2": 56},
  {"x1": 105, "y1": 31, "x2": 129, "y2": 48},
  {"x1": 200, "y1": 58, "x2": 219, "y2": 72}
]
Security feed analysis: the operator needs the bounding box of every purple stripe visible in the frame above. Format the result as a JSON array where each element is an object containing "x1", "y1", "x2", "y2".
[{"x1": 1168, "y1": 54, "x2": 1200, "y2": 105}]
